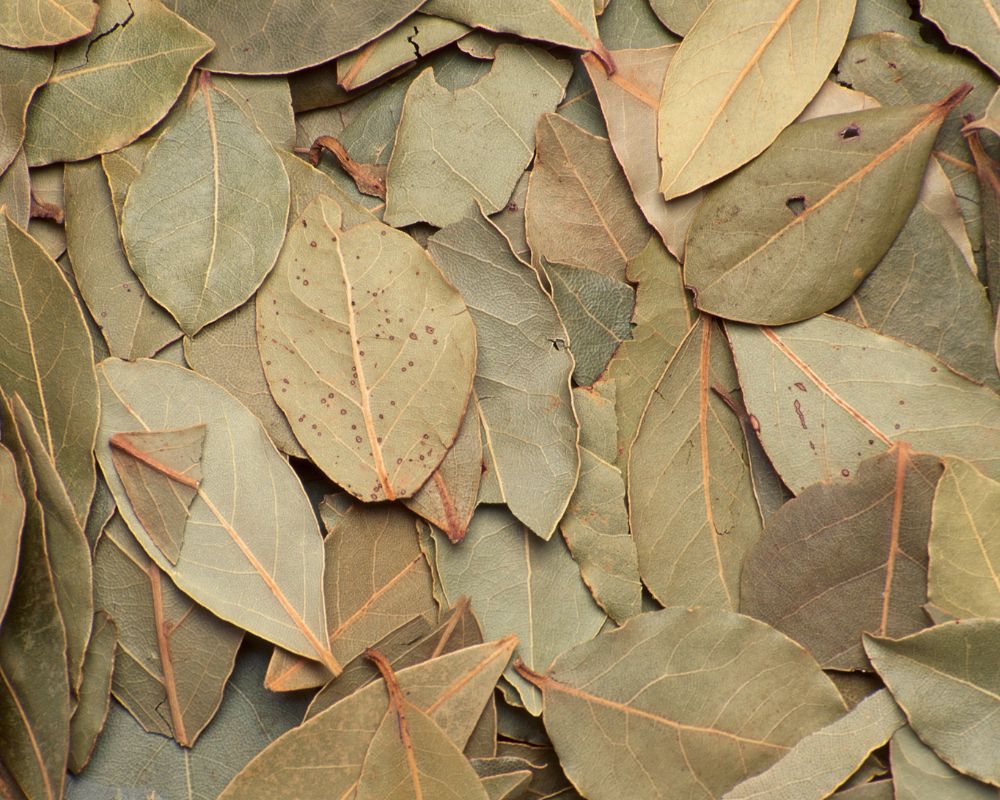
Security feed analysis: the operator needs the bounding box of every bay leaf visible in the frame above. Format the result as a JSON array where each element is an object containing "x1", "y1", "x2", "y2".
[
  {"x1": 429, "y1": 506, "x2": 607, "y2": 715},
  {"x1": 741, "y1": 445, "x2": 941, "y2": 670},
  {"x1": 428, "y1": 213, "x2": 579, "y2": 540},
  {"x1": 474, "y1": 758, "x2": 533, "y2": 800},
  {"x1": 95, "y1": 357, "x2": 335, "y2": 670},
  {"x1": 850, "y1": 0, "x2": 924, "y2": 39},
  {"x1": 519, "y1": 607, "x2": 845, "y2": 800},
  {"x1": 0, "y1": 444, "x2": 24, "y2": 625},
  {"x1": 265, "y1": 502, "x2": 436, "y2": 692},
  {"x1": 164, "y1": 0, "x2": 424, "y2": 75},
  {"x1": 560, "y1": 385, "x2": 641, "y2": 623},
  {"x1": 865, "y1": 619, "x2": 1000, "y2": 785},
  {"x1": 965, "y1": 126, "x2": 1000, "y2": 316},
  {"x1": 628, "y1": 317, "x2": 762, "y2": 609},
  {"x1": 384, "y1": 45, "x2": 571, "y2": 228},
  {"x1": 94, "y1": 516, "x2": 242, "y2": 747},
  {"x1": 488, "y1": 169, "x2": 530, "y2": 261},
  {"x1": 723, "y1": 690, "x2": 906, "y2": 800},
  {"x1": 727, "y1": 314, "x2": 1000, "y2": 491},
  {"x1": 217, "y1": 638, "x2": 516, "y2": 800},
  {"x1": 67, "y1": 611, "x2": 116, "y2": 774},
  {"x1": 657, "y1": 0, "x2": 856, "y2": 200},
  {"x1": 891, "y1": 725, "x2": 999, "y2": 799},
  {"x1": 685, "y1": 90, "x2": 966, "y2": 325},
  {"x1": 647, "y1": 0, "x2": 709, "y2": 36},
  {"x1": 836, "y1": 782, "x2": 895, "y2": 799},
  {"x1": 0, "y1": 0, "x2": 96, "y2": 48},
  {"x1": 23, "y1": 0, "x2": 213, "y2": 166},
  {"x1": 26, "y1": 163, "x2": 66, "y2": 261},
  {"x1": 0, "y1": 150, "x2": 30, "y2": 230},
  {"x1": 927, "y1": 458, "x2": 1000, "y2": 620},
  {"x1": 0, "y1": 210, "x2": 98, "y2": 522},
  {"x1": 0, "y1": 47, "x2": 51, "y2": 175},
  {"x1": 920, "y1": 0, "x2": 1000, "y2": 77},
  {"x1": 598, "y1": 0, "x2": 677, "y2": 48},
  {"x1": 211, "y1": 74, "x2": 296, "y2": 152},
  {"x1": 526, "y1": 113, "x2": 647, "y2": 282},
  {"x1": 121, "y1": 74, "x2": 290, "y2": 335},
  {"x1": 109, "y1": 424, "x2": 205, "y2": 565},
  {"x1": 257, "y1": 195, "x2": 476, "y2": 502}
]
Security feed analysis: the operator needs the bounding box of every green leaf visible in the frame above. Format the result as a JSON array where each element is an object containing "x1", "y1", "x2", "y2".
[
  {"x1": 521, "y1": 607, "x2": 846, "y2": 800},
  {"x1": 0, "y1": 444, "x2": 24, "y2": 626},
  {"x1": 928, "y1": 458, "x2": 1000, "y2": 620},
  {"x1": 723, "y1": 690, "x2": 906, "y2": 800},
  {"x1": 920, "y1": 0, "x2": 1000, "y2": 77},
  {"x1": 965, "y1": 125, "x2": 1000, "y2": 318},
  {"x1": 257, "y1": 194, "x2": 477, "y2": 502},
  {"x1": 23, "y1": 0, "x2": 213, "y2": 166},
  {"x1": 429, "y1": 213, "x2": 579, "y2": 539},
  {"x1": 891, "y1": 725, "x2": 998, "y2": 799},
  {"x1": 865, "y1": 619, "x2": 1000, "y2": 785},
  {"x1": 121, "y1": 75, "x2": 290, "y2": 335},
  {"x1": 212, "y1": 74, "x2": 296, "y2": 152},
  {"x1": 385, "y1": 45, "x2": 571, "y2": 228},
  {"x1": 727, "y1": 314, "x2": 1000, "y2": 491},
  {"x1": 850, "y1": 0, "x2": 924, "y2": 39},
  {"x1": 629, "y1": 317, "x2": 762, "y2": 609},
  {"x1": 0, "y1": 47, "x2": 51, "y2": 174},
  {"x1": 598, "y1": 0, "x2": 678, "y2": 48},
  {"x1": 657, "y1": 0, "x2": 856, "y2": 200},
  {"x1": 95, "y1": 357, "x2": 335, "y2": 670},
  {"x1": 67, "y1": 611, "x2": 116, "y2": 774},
  {"x1": 684, "y1": 92, "x2": 965, "y2": 325},
  {"x1": 0, "y1": 0, "x2": 96, "y2": 48},
  {"x1": 647, "y1": 0, "x2": 709, "y2": 35}
]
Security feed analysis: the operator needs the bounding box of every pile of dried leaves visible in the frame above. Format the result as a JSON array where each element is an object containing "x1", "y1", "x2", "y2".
[{"x1": 1, "y1": 0, "x2": 999, "y2": 798}]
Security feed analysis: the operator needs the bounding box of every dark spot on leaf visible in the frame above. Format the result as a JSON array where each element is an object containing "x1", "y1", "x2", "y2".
[
  {"x1": 786, "y1": 196, "x2": 807, "y2": 216},
  {"x1": 838, "y1": 124, "x2": 861, "y2": 140},
  {"x1": 841, "y1": 469, "x2": 850, "y2": 477}
]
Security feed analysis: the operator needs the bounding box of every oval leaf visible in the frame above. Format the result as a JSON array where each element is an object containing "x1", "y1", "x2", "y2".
[{"x1": 0, "y1": 0, "x2": 96, "y2": 48}]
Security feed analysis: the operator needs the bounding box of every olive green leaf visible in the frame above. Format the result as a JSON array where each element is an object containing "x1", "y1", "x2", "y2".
[
  {"x1": 257, "y1": 195, "x2": 476, "y2": 502},
  {"x1": 0, "y1": 150, "x2": 30, "y2": 229},
  {"x1": 560, "y1": 385, "x2": 642, "y2": 623},
  {"x1": 724, "y1": 690, "x2": 906, "y2": 800},
  {"x1": 0, "y1": 0, "x2": 96, "y2": 48},
  {"x1": 727, "y1": 315, "x2": 1000, "y2": 491},
  {"x1": 921, "y1": 0, "x2": 1000, "y2": 76},
  {"x1": 741, "y1": 445, "x2": 942, "y2": 671},
  {"x1": 597, "y1": 0, "x2": 678, "y2": 48},
  {"x1": 217, "y1": 638, "x2": 516, "y2": 800},
  {"x1": 0, "y1": 211, "x2": 98, "y2": 523},
  {"x1": 64, "y1": 159, "x2": 182, "y2": 361},
  {"x1": 657, "y1": 0, "x2": 856, "y2": 201},
  {"x1": 965, "y1": 126, "x2": 1000, "y2": 317},
  {"x1": 519, "y1": 607, "x2": 846, "y2": 800},
  {"x1": 109, "y1": 424, "x2": 206, "y2": 565},
  {"x1": 0, "y1": 47, "x2": 51, "y2": 174},
  {"x1": 211, "y1": 74, "x2": 296, "y2": 152},
  {"x1": 891, "y1": 725, "x2": 998, "y2": 799},
  {"x1": 647, "y1": 0, "x2": 709, "y2": 35},
  {"x1": 865, "y1": 619, "x2": 1000, "y2": 785},
  {"x1": 164, "y1": 0, "x2": 424, "y2": 74},
  {"x1": 67, "y1": 611, "x2": 116, "y2": 774},
  {"x1": 850, "y1": 0, "x2": 924, "y2": 39},
  {"x1": 265, "y1": 502, "x2": 435, "y2": 692},
  {"x1": 629, "y1": 317, "x2": 762, "y2": 609},
  {"x1": 121, "y1": 75, "x2": 290, "y2": 335},
  {"x1": 24, "y1": 0, "x2": 213, "y2": 166},
  {"x1": 0, "y1": 444, "x2": 24, "y2": 626},
  {"x1": 27, "y1": 162, "x2": 66, "y2": 260},
  {"x1": 428, "y1": 213, "x2": 579, "y2": 540},
  {"x1": 430, "y1": 506, "x2": 607, "y2": 715},
  {"x1": 526, "y1": 113, "x2": 648, "y2": 281},
  {"x1": 385, "y1": 45, "x2": 571, "y2": 229},
  {"x1": 94, "y1": 516, "x2": 242, "y2": 747},
  {"x1": 927, "y1": 458, "x2": 1000, "y2": 620},
  {"x1": 685, "y1": 90, "x2": 967, "y2": 325},
  {"x1": 66, "y1": 642, "x2": 308, "y2": 800},
  {"x1": 474, "y1": 759, "x2": 533, "y2": 800},
  {"x1": 96, "y1": 357, "x2": 335, "y2": 671}
]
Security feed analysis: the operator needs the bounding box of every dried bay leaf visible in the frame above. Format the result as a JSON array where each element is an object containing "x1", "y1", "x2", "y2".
[
  {"x1": 0, "y1": 151, "x2": 30, "y2": 230},
  {"x1": 0, "y1": 0, "x2": 95, "y2": 48},
  {"x1": 95, "y1": 357, "x2": 335, "y2": 671},
  {"x1": 920, "y1": 0, "x2": 1000, "y2": 77},
  {"x1": 26, "y1": 163, "x2": 66, "y2": 261},
  {"x1": 628, "y1": 317, "x2": 762, "y2": 609},
  {"x1": 0, "y1": 47, "x2": 51, "y2": 175},
  {"x1": 657, "y1": 0, "x2": 856, "y2": 200},
  {"x1": 121, "y1": 75, "x2": 290, "y2": 335},
  {"x1": 385, "y1": 45, "x2": 571, "y2": 229},
  {"x1": 647, "y1": 0, "x2": 709, "y2": 36},
  {"x1": 685, "y1": 90, "x2": 966, "y2": 325},
  {"x1": 891, "y1": 725, "x2": 999, "y2": 799},
  {"x1": 519, "y1": 607, "x2": 846, "y2": 800},
  {"x1": 728, "y1": 314, "x2": 1000, "y2": 491},
  {"x1": 257, "y1": 195, "x2": 476, "y2": 502},
  {"x1": 741, "y1": 445, "x2": 942, "y2": 671},
  {"x1": 850, "y1": 0, "x2": 924, "y2": 39},
  {"x1": 428, "y1": 213, "x2": 579, "y2": 540},
  {"x1": 67, "y1": 611, "x2": 116, "y2": 774},
  {"x1": 211, "y1": 74, "x2": 295, "y2": 152},
  {"x1": 965, "y1": 126, "x2": 1000, "y2": 316},
  {"x1": 23, "y1": 0, "x2": 212, "y2": 166},
  {"x1": 0, "y1": 444, "x2": 24, "y2": 625},
  {"x1": 865, "y1": 619, "x2": 1000, "y2": 785},
  {"x1": 598, "y1": 0, "x2": 677, "y2": 49}
]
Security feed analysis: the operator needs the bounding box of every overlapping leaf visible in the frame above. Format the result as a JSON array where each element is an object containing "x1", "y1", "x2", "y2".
[
  {"x1": 0, "y1": 47, "x2": 51, "y2": 174},
  {"x1": 890, "y1": 725, "x2": 997, "y2": 799},
  {"x1": 67, "y1": 611, "x2": 116, "y2": 774},
  {"x1": 0, "y1": 444, "x2": 24, "y2": 626},
  {"x1": 921, "y1": 0, "x2": 1000, "y2": 76},
  {"x1": 0, "y1": 0, "x2": 96, "y2": 48}
]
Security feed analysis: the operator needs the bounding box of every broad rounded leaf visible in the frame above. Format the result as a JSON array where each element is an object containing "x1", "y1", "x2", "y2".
[{"x1": 0, "y1": 0, "x2": 96, "y2": 48}]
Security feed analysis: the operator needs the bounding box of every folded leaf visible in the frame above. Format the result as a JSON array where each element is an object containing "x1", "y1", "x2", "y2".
[
  {"x1": 67, "y1": 611, "x2": 116, "y2": 774},
  {"x1": 0, "y1": 0, "x2": 96, "y2": 48},
  {"x1": 0, "y1": 47, "x2": 51, "y2": 174},
  {"x1": 0, "y1": 444, "x2": 24, "y2": 625}
]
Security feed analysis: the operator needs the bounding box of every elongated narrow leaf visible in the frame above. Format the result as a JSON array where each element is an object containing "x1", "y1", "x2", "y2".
[
  {"x1": 24, "y1": 0, "x2": 213, "y2": 165},
  {"x1": 966, "y1": 126, "x2": 1000, "y2": 317},
  {"x1": 0, "y1": 0, "x2": 96, "y2": 48},
  {"x1": 121, "y1": 75, "x2": 290, "y2": 335},
  {"x1": 385, "y1": 46, "x2": 571, "y2": 228},
  {"x1": 728, "y1": 315, "x2": 1000, "y2": 491},
  {"x1": 96, "y1": 358, "x2": 335, "y2": 670},
  {"x1": 657, "y1": 0, "x2": 856, "y2": 200},
  {"x1": 685, "y1": 91, "x2": 966, "y2": 325},
  {"x1": 891, "y1": 725, "x2": 998, "y2": 799},
  {"x1": 921, "y1": 0, "x2": 1000, "y2": 76},
  {"x1": 0, "y1": 444, "x2": 24, "y2": 625},
  {"x1": 865, "y1": 620, "x2": 1000, "y2": 785},
  {"x1": 94, "y1": 516, "x2": 242, "y2": 747},
  {"x1": 67, "y1": 611, "x2": 116, "y2": 774},
  {"x1": 629, "y1": 317, "x2": 762, "y2": 609},
  {"x1": 258, "y1": 195, "x2": 476, "y2": 502},
  {"x1": 521, "y1": 607, "x2": 845, "y2": 800},
  {"x1": 428, "y1": 213, "x2": 579, "y2": 540},
  {"x1": 928, "y1": 458, "x2": 1000, "y2": 620},
  {"x1": 0, "y1": 47, "x2": 51, "y2": 174},
  {"x1": 742, "y1": 445, "x2": 941, "y2": 670}
]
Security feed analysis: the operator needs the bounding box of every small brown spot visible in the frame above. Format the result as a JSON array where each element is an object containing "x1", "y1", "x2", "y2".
[
  {"x1": 749, "y1": 414, "x2": 760, "y2": 433},
  {"x1": 409, "y1": 332, "x2": 418, "y2": 341},
  {"x1": 310, "y1": 241, "x2": 317, "y2": 248},
  {"x1": 841, "y1": 468, "x2": 851, "y2": 477},
  {"x1": 894, "y1": 423, "x2": 901, "y2": 430},
  {"x1": 793, "y1": 399, "x2": 807, "y2": 429},
  {"x1": 793, "y1": 382, "x2": 807, "y2": 392},
  {"x1": 355, "y1": 436, "x2": 363, "y2": 443},
  {"x1": 425, "y1": 325, "x2": 435, "y2": 335},
  {"x1": 786, "y1": 195, "x2": 807, "y2": 216}
]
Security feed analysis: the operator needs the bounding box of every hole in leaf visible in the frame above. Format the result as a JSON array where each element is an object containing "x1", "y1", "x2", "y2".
[
  {"x1": 838, "y1": 124, "x2": 861, "y2": 140},
  {"x1": 785, "y1": 196, "x2": 807, "y2": 216}
]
